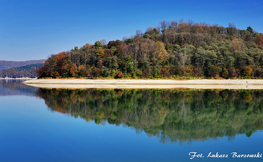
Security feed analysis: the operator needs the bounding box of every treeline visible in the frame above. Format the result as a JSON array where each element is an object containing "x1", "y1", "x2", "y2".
[
  {"x1": 37, "y1": 20, "x2": 263, "y2": 79},
  {"x1": 36, "y1": 89, "x2": 263, "y2": 143},
  {"x1": 0, "y1": 63, "x2": 44, "y2": 78}
]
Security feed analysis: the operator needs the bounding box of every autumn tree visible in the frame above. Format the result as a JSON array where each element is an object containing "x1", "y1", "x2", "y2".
[
  {"x1": 95, "y1": 41, "x2": 103, "y2": 49},
  {"x1": 257, "y1": 36, "x2": 263, "y2": 47},
  {"x1": 96, "y1": 48, "x2": 104, "y2": 58},
  {"x1": 70, "y1": 64, "x2": 78, "y2": 77},
  {"x1": 243, "y1": 66, "x2": 252, "y2": 77},
  {"x1": 153, "y1": 41, "x2": 168, "y2": 66},
  {"x1": 230, "y1": 39, "x2": 240, "y2": 53},
  {"x1": 78, "y1": 65, "x2": 88, "y2": 76}
]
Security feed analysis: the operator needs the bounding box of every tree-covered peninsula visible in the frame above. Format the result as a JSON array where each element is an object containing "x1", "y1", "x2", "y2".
[{"x1": 37, "y1": 20, "x2": 263, "y2": 79}]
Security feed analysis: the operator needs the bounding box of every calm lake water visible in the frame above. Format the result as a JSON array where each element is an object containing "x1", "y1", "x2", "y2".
[{"x1": 0, "y1": 80, "x2": 262, "y2": 162}]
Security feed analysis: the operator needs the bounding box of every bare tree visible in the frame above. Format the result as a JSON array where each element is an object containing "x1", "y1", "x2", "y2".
[
  {"x1": 146, "y1": 26, "x2": 153, "y2": 32},
  {"x1": 179, "y1": 51, "x2": 187, "y2": 74},
  {"x1": 177, "y1": 48, "x2": 190, "y2": 74},
  {"x1": 179, "y1": 18, "x2": 184, "y2": 24},
  {"x1": 187, "y1": 19, "x2": 193, "y2": 25},
  {"x1": 136, "y1": 29, "x2": 142, "y2": 36},
  {"x1": 166, "y1": 21, "x2": 171, "y2": 28},
  {"x1": 171, "y1": 20, "x2": 178, "y2": 30},
  {"x1": 159, "y1": 20, "x2": 170, "y2": 30},
  {"x1": 229, "y1": 22, "x2": 236, "y2": 28},
  {"x1": 159, "y1": 20, "x2": 167, "y2": 30},
  {"x1": 156, "y1": 25, "x2": 161, "y2": 32},
  {"x1": 228, "y1": 22, "x2": 237, "y2": 35},
  {"x1": 213, "y1": 23, "x2": 219, "y2": 27},
  {"x1": 100, "y1": 39, "x2": 107, "y2": 46},
  {"x1": 122, "y1": 36, "x2": 127, "y2": 41}
]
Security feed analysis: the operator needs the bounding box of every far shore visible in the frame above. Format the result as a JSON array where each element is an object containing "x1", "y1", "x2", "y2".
[
  {"x1": 23, "y1": 78, "x2": 263, "y2": 90},
  {"x1": 0, "y1": 77, "x2": 35, "y2": 80}
]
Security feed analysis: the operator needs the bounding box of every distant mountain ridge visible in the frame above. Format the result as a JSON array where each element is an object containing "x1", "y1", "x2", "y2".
[
  {"x1": 0, "y1": 59, "x2": 45, "y2": 71},
  {"x1": 0, "y1": 63, "x2": 44, "y2": 78}
]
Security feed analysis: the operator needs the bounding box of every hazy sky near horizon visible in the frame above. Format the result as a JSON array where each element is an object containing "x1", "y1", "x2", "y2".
[{"x1": 0, "y1": 0, "x2": 262, "y2": 61}]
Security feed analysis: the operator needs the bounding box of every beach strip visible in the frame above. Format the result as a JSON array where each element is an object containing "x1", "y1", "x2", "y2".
[{"x1": 23, "y1": 79, "x2": 263, "y2": 89}]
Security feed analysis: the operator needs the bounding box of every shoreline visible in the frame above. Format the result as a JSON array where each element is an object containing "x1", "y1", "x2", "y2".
[{"x1": 23, "y1": 79, "x2": 263, "y2": 90}]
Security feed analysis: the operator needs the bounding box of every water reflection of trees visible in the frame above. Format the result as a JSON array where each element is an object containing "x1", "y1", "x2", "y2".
[
  {"x1": 0, "y1": 80, "x2": 39, "y2": 96},
  {"x1": 37, "y1": 89, "x2": 263, "y2": 144}
]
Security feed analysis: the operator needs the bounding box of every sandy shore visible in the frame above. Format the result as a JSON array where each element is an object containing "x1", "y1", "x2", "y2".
[{"x1": 23, "y1": 79, "x2": 263, "y2": 89}]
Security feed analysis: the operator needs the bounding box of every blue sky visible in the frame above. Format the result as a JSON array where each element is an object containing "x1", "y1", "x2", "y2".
[{"x1": 0, "y1": 0, "x2": 262, "y2": 61}]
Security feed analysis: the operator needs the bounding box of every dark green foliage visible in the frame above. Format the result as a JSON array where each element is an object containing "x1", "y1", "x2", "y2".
[
  {"x1": 94, "y1": 41, "x2": 103, "y2": 49},
  {"x1": 247, "y1": 26, "x2": 253, "y2": 34},
  {"x1": 37, "y1": 21, "x2": 263, "y2": 79},
  {"x1": 124, "y1": 38, "x2": 133, "y2": 45}
]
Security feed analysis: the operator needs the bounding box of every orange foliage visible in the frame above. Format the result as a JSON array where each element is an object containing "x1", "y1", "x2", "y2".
[
  {"x1": 116, "y1": 72, "x2": 123, "y2": 78},
  {"x1": 117, "y1": 91, "x2": 123, "y2": 96},
  {"x1": 78, "y1": 65, "x2": 88, "y2": 76},
  {"x1": 209, "y1": 26, "x2": 215, "y2": 35},
  {"x1": 70, "y1": 91, "x2": 77, "y2": 104},
  {"x1": 55, "y1": 106, "x2": 66, "y2": 114},
  {"x1": 70, "y1": 64, "x2": 78, "y2": 77},
  {"x1": 257, "y1": 36, "x2": 263, "y2": 47},
  {"x1": 91, "y1": 67, "x2": 101, "y2": 77},
  {"x1": 107, "y1": 40, "x2": 122, "y2": 49},
  {"x1": 103, "y1": 49, "x2": 111, "y2": 61},
  {"x1": 244, "y1": 94, "x2": 252, "y2": 102},
  {"x1": 178, "y1": 23, "x2": 189, "y2": 32},
  {"x1": 192, "y1": 24, "x2": 203, "y2": 33},
  {"x1": 243, "y1": 66, "x2": 252, "y2": 76}
]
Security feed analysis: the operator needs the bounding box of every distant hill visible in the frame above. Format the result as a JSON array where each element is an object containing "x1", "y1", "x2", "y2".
[
  {"x1": 0, "y1": 59, "x2": 45, "y2": 71},
  {"x1": 0, "y1": 63, "x2": 44, "y2": 78}
]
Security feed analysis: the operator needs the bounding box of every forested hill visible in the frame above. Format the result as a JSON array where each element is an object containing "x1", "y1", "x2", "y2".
[
  {"x1": 0, "y1": 59, "x2": 45, "y2": 71},
  {"x1": 37, "y1": 20, "x2": 263, "y2": 79},
  {"x1": 0, "y1": 63, "x2": 44, "y2": 78}
]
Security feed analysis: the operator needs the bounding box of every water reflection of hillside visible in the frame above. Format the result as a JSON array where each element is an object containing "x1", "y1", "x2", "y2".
[
  {"x1": 0, "y1": 80, "x2": 39, "y2": 96},
  {"x1": 36, "y1": 88, "x2": 263, "y2": 144}
]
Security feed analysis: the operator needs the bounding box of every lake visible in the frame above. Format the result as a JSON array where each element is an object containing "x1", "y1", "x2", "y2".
[{"x1": 0, "y1": 80, "x2": 262, "y2": 162}]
